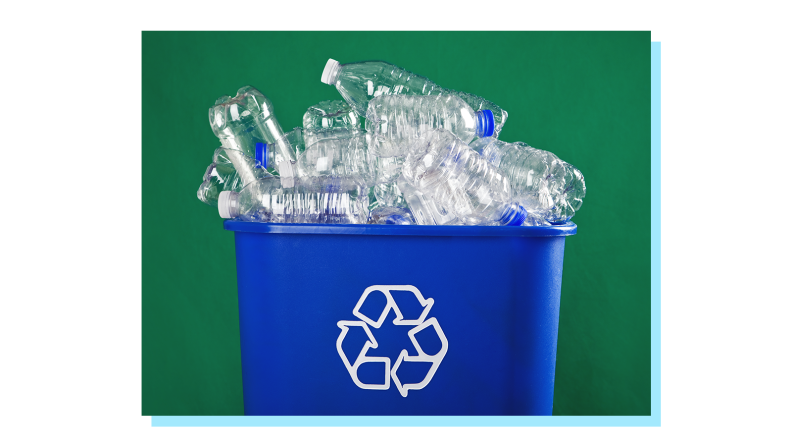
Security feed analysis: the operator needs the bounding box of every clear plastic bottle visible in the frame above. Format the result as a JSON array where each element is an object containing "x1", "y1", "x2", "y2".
[
  {"x1": 396, "y1": 174, "x2": 459, "y2": 226},
  {"x1": 365, "y1": 94, "x2": 494, "y2": 157},
  {"x1": 303, "y1": 100, "x2": 361, "y2": 130},
  {"x1": 197, "y1": 163, "x2": 240, "y2": 207},
  {"x1": 367, "y1": 153, "x2": 404, "y2": 184},
  {"x1": 209, "y1": 86, "x2": 297, "y2": 185},
  {"x1": 371, "y1": 181, "x2": 408, "y2": 209},
  {"x1": 367, "y1": 206, "x2": 414, "y2": 225},
  {"x1": 262, "y1": 126, "x2": 364, "y2": 161},
  {"x1": 320, "y1": 58, "x2": 508, "y2": 137},
  {"x1": 521, "y1": 210, "x2": 551, "y2": 227},
  {"x1": 401, "y1": 129, "x2": 528, "y2": 226},
  {"x1": 295, "y1": 134, "x2": 377, "y2": 185},
  {"x1": 469, "y1": 137, "x2": 586, "y2": 223},
  {"x1": 218, "y1": 175, "x2": 369, "y2": 224},
  {"x1": 197, "y1": 148, "x2": 273, "y2": 206},
  {"x1": 294, "y1": 132, "x2": 405, "y2": 186}
]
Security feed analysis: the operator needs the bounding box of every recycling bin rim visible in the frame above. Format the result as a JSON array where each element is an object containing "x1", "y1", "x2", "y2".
[{"x1": 223, "y1": 220, "x2": 576, "y2": 237}]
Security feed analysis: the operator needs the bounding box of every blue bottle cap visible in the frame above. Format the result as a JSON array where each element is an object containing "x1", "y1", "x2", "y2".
[
  {"x1": 476, "y1": 110, "x2": 495, "y2": 138},
  {"x1": 386, "y1": 215, "x2": 410, "y2": 225},
  {"x1": 255, "y1": 142, "x2": 267, "y2": 169},
  {"x1": 499, "y1": 204, "x2": 528, "y2": 226},
  {"x1": 510, "y1": 205, "x2": 528, "y2": 226}
]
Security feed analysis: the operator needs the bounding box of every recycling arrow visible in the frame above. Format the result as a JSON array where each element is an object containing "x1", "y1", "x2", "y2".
[{"x1": 336, "y1": 285, "x2": 448, "y2": 397}]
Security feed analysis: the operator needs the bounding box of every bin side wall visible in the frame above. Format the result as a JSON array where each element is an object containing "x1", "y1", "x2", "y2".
[{"x1": 234, "y1": 231, "x2": 566, "y2": 416}]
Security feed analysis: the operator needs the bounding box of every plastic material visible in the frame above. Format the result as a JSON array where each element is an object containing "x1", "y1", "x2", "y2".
[
  {"x1": 364, "y1": 94, "x2": 493, "y2": 157},
  {"x1": 478, "y1": 109, "x2": 495, "y2": 138},
  {"x1": 197, "y1": 149, "x2": 274, "y2": 207},
  {"x1": 469, "y1": 137, "x2": 587, "y2": 224},
  {"x1": 321, "y1": 58, "x2": 340, "y2": 85},
  {"x1": 254, "y1": 143, "x2": 267, "y2": 169},
  {"x1": 401, "y1": 129, "x2": 528, "y2": 226},
  {"x1": 276, "y1": 126, "x2": 363, "y2": 160},
  {"x1": 303, "y1": 100, "x2": 360, "y2": 130},
  {"x1": 295, "y1": 134, "x2": 378, "y2": 185},
  {"x1": 367, "y1": 206, "x2": 414, "y2": 225},
  {"x1": 396, "y1": 174, "x2": 458, "y2": 226},
  {"x1": 322, "y1": 58, "x2": 508, "y2": 138},
  {"x1": 209, "y1": 86, "x2": 297, "y2": 184},
  {"x1": 220, "y1": 176, "x2": 369, "y2": 224},
  {"x1": 218, "y1": 191, "x2": 237, "y2": 218},
  {"x1": 225, "y1": 220, "x2": 576, "y2": 415}
]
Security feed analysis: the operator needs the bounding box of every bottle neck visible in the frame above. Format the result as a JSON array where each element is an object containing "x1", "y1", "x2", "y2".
[
  {"x1": 228, "y1": 192, "x2": 240, "y2": 218},
  {"x1": 219, "y1": 191, "x2": 240, "y2": 219},
  {"x1": 327, "y1": 63, "x2": 341, "y2": 85},
  {"x1": 475, "y1": 110, "x2": 495, "y2": 138}
]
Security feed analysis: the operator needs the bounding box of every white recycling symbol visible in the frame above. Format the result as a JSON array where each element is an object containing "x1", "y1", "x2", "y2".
[{"x1": 336, "y1": 285, "x2": 449, "y2": 397}]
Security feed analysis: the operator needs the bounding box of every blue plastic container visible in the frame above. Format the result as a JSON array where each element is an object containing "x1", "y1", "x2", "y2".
[{"x1": 224, "y1": 221, "x2": 576, "y2": 415}]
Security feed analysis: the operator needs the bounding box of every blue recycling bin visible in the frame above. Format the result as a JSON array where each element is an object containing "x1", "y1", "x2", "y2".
[{"x1": 224, "y1": 221, "x2": 576, "y2": 415}]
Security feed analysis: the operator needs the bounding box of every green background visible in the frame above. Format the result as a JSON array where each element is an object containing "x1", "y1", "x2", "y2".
[{"x1": 142, "y1": 31, "x2": 650, "y2": 416}]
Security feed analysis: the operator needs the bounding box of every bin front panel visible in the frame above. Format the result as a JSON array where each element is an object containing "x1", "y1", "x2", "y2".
[{"x1": 232, "y1": 229, "x2": 567, "y2": 415}]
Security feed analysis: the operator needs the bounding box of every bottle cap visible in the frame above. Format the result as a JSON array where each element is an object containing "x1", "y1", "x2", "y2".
[
  {"x1": 321, "y1": 59, "x2": 340, "y2": 85},
  {"x1": 218, "y1": 191, "x2": 239, "y2": 219},
  {"x1": 500, "y1": 203, "x2": 528, "y2": 226},
  {"x1": 386, "y1": 214, "x2": 411, "y2": 225},
  {"x1": 255, "y1": 142, "x2": 267, "y2": 169},
  {"x1": 510, "y1": 205, "x2": 528, "y2": 226},
  {"x1": 476, "y1": 110, "x2": 495, "y2": 138}
]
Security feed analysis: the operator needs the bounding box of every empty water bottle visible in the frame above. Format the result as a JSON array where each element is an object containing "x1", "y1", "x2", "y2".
[
  {"x1": 367, "y1": 206, "x2": 414, "y2": 225},
  {"x1": 209, "y1": 86, "x2": 297, "y2": 185},
  {"x1": 197, "y1": 148, "x2": 273, "y2": 206},
  {"x1": 197, "y1": 163, "x2": 242, "y2": 207},
  {"x1": 396, "y1": 174, "x2": 459, "y2": 226},
  {"x1": 320, "y1": 58, "x2": 508, "y2": 137},
  {"x1": 265, "y1": 126, "x2": 363, "y2": 161},
  {"x1": 469, "y1": 138, "x2": 586, "y2": 223},
  {"x1": 295, "y1": 132, "x2": 404, "y2": 186},
  {"x1": 371, "y1": 181, "x2": 408, "y2": 209},
  {"x1": 303, "y1": 100, "x2": 361, "y2": 130},
  {"x1": 401, "y1": 129, "x2": 528, "y2": 226},
  {"x1": 368, "y1": 153, "x2": 405, "y2": 184},
  {"x1": 218, "y1": 175, "x2": 369, "y2": 224},
  {"x1": 365, "y1": 94, "x2": 495, "y2": 157},
  {"x1": 295, "y1": 134, "x2": 377, "y2": 185}
]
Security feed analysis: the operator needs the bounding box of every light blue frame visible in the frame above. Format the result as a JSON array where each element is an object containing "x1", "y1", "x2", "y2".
[{"x1": 152, "y1": 41, "x2": 661, "y2": 428}]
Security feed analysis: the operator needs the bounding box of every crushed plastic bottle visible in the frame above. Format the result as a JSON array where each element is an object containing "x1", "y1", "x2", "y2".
[
  {"x1": 396, "y1": 175, "x2": 459, "y2": 226},
  {"x1": 218, "y1": 175, "x2": 369, "y2": 224},
  {"x1": 469, "y1": 137, "x2": 586, "y2": 224},
  {"x1": 401, "y1": 129, "x2": 528, "y2": 226},
  {"x1": 209, "y1": 86, "x2": 297, "y2": 186},
  {"x1": 295, "y1": 132, "x2": 405, "y2": 186},
  {"x1": 303, "y1": 100, "x2": 361, "y2": 130},
  {"x1": 263, "y1": 126, "x2": 364, "y2": 161},
  {"x1": 320, "y1": 58, "x2": 508, "y2": 137},
  {"x1": 367, "y1": 152, "x2": 404, "y2": 184},
  {"x1": 365, "y1": 94, "x2": 494, "y2": 157},
  {"x1": 371, "y1": 182, "x2": 408, "y2": 209},
  {"x1": 197, "y1": 148, "x2": 273, "y2": 206},
  {"x1": 367, "y1": 206, "x2": 414, "y2": 225},
  {"x1": 295, "y1": 134, "x2": 377, "y2": 185}
]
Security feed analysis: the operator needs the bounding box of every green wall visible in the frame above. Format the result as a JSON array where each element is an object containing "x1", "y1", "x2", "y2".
[{"x1": 142, "y1": 31, "x2": 650, "y2": 416}]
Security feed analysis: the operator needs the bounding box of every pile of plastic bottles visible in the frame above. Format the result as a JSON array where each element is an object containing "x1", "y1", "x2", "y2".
[{"x1": 197, "y1": 59, "x2": 586, "y2": 226}]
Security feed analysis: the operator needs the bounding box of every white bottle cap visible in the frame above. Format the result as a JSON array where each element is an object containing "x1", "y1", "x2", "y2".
[
  {"x1": 321, "y1": 59, "x2": 340, "y2": 85},
  {"x1": 218, "y1": 191, "x2": 238, "y2": 219}
]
